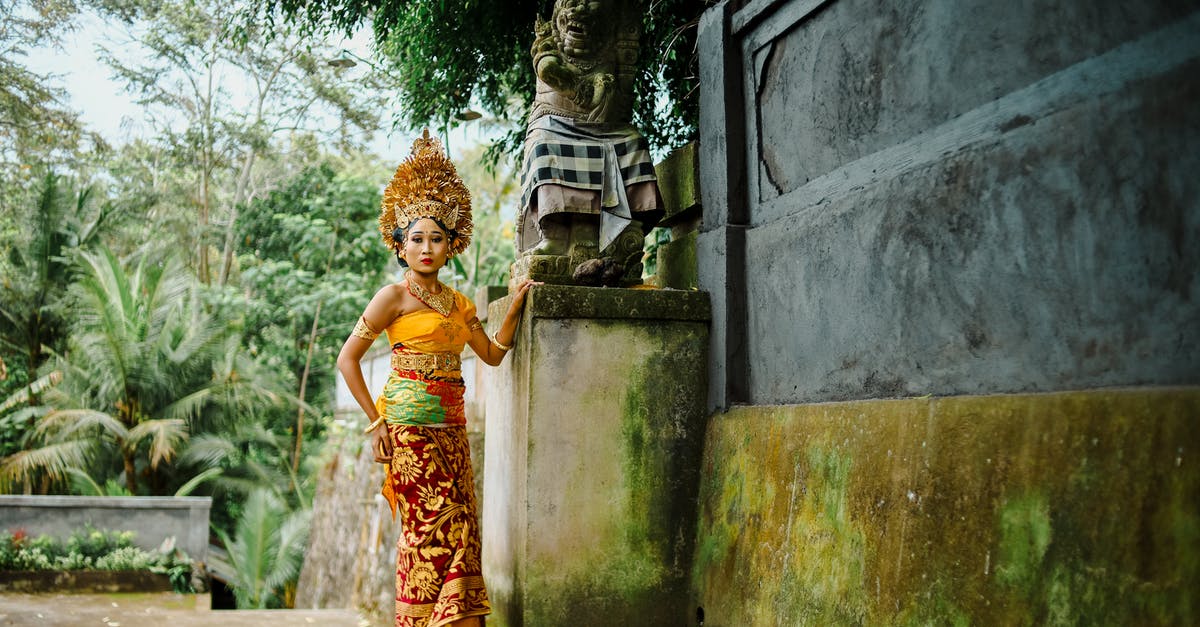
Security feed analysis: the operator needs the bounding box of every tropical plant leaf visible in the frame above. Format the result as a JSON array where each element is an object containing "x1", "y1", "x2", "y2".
[
  {"x1": 36, "y1": 409, "x2": 127, "y2": 440},
  {"x1": 66, "y1": 467, "x2": 104, "y2": 496},
  {"x1": 0, "y1": 440, "x2": 92, "y2": 492},
  {"x1": 126, "y1": 418, "x2": 189, "y2": 469},
  {"x1": 175, "y1": 467, "x2": 223, "y2": 497},
  {"x1": 0, "y1": 371, "x2": 62, "y2": 413},
  {"x1": 265, "y1": 506, "x2": 310, "y2": 592}
]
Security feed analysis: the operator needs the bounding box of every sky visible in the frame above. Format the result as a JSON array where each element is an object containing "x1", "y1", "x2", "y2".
[{"x1": 25, "y1": 8, "x2": 503, "y2": 162}]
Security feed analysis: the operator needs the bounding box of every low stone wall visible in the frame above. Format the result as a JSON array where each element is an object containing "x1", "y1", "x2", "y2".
[
  {"x1": 692, "y1": 387, "x2": 1200, "y2": 625},
  {"x1": 0, "y1": 496, "x2": 211, "y2": 564}
]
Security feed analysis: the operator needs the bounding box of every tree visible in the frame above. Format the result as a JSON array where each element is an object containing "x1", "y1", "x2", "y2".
[
  {"x1": 230, "y1": 161, "x2": 389, "y2": 472},
  {"x1": 0, "y1": 0, "x2": 94, "y2": 179},
  {"x1": 0, "y1": 173, "x2": 116, "y2": 407},
  {"x1": 253, "y1": 0, "x2": 716, "y2": 162},
  {"x1": 94, "y1": 0, "x2": 389, "y2": 284},
  {"x1": 0, "y1": 247, "x2": 291, "y2": 495}
]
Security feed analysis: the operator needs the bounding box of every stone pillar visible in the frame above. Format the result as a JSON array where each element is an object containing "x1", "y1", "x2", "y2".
[{"x1": 482, "y1": 285, "x2": 710, "y2": 626}]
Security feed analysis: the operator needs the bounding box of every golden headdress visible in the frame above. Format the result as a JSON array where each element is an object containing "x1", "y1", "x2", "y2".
[{"x1": 379, "y1": 130, "x2": 473, "y2": 257}]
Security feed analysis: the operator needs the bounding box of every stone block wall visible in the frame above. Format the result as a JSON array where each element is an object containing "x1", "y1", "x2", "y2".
[
  {"x1": 294, "y1": 425, "x2": 401, "y2": 623},
  {"x1": 699, "y1": 0, "x2": 1199, "y2": 408},
  {"x1": 482, "y1": 285, "x2": 710, "y2": 626},
  {"x1": 693, "y1": 389, "x2": 1200, "y2": 625},
  {"x1": 693, "y1": 0, "x2": 1200, "y2": 623}
]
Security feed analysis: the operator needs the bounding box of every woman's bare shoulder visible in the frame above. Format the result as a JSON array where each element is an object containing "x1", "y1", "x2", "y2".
[
  {"x1": 370, "y1": 281, "x2": 422, "y2": 316},
  {"x1": 377, "y1": 281, "x2": 403, "y2": 296}
]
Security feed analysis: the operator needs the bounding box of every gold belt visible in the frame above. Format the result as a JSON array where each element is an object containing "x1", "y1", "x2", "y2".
[{"x1": 391, "y1": 351, "x2": 461, "y2": 372}]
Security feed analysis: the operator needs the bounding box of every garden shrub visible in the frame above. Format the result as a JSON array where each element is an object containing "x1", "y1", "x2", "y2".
[{"x1": 0, "y1": 526, "x2": 195, "y2": 593}]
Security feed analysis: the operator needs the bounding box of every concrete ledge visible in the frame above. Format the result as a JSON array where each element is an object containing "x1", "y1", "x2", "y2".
[
  {"x1": 490, "y1": 284, "x2": 711, "y2": 322},
  {"x1": 0, "y1": 570, "x2": 175, "y2": 594}
]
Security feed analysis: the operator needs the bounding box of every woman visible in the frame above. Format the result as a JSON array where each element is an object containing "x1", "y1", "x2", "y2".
[{"x1": 337, "y1": 131, "x2": 537, "y2": 627}]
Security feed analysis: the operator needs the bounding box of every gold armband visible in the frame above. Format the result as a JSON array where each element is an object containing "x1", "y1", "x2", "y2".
[
  {"x1": 491, "y1": 334, "x2": 512, "y2": 351},
  {"x1": 468, "y1": 318, "x2": 483, "y2": 332},
  {"x1": 352, "y1": 316, "x2": 379, "y2": 341}
]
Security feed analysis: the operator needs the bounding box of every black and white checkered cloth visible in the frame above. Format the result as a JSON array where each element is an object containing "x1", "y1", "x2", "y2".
[{"x1": 519, "y1": 117, "x2": 657, "y2": 213}]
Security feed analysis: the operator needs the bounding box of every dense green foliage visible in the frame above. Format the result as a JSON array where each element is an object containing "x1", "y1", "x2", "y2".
[
  {"x1": 214, "y1": 489, "x2": 309, "y2": 608},
  {"x1": 227, "y1": 160, "x2": 389, "y2": 472},
  {"x1": 254, "y1": 0, "x2": 716, "y2": 163}
]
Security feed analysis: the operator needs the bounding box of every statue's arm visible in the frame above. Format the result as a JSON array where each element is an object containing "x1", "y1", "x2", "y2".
[{"x1": 536, "y1": 52, "x2": 580, "y2": 93}]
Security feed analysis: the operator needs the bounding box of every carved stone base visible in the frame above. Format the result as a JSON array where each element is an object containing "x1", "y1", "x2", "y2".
[
  {"x1": 510, "y1": 254, "x2": 576, "y2": 287},
  {"x1": 511, "y1": 218, "x2": 648, "y2": 288},
  {"x1": 510, "y1": 254, "x2": 646, "y2": 289}
]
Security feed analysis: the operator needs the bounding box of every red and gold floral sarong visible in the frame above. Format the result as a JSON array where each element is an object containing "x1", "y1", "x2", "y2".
[{"x1": 384, "y1": 423, "x2": 489, "y2": 627}]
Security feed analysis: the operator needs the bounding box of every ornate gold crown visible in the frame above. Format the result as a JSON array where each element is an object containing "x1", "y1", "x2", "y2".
[{"x1": 379, "y1": 130, "x2": 473, "y2": 257}]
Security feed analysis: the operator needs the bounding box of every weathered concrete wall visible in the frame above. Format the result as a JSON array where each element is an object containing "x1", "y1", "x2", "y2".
[
  {"x1": 0, "y1": 495, "x2": 211, "y2": 564},
  {"x1": 692, "y1": 388, "x2": 1200, "y2": 625},
  {"x1": 693, "y1": 0, "x2": 1200, "y2": 623},
  {"x1": 482, "y1": 285, "x2": 710, "y2": 626},
  {"x1": 699, "y1": 0, "x2": 1200, "y2": 408}
]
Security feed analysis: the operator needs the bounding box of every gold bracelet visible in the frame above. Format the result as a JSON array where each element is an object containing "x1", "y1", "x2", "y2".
[
  {"x1": 491, "y1": 333, "x2": 512, "y2": 351},
  {"x1": 363, "y1": 416, "x2": 386, "y2": 434},
  {"x1": 352, "y1": 316, "x2": 379, "y2": 341}
]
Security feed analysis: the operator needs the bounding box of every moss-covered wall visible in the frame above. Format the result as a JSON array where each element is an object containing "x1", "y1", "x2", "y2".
[
  {"x1": 483, "y1": 286, "x2": 711, "y2": 626},
  {"x1": 692, "y1": 388, "x2": 1200, "y2": 626}
]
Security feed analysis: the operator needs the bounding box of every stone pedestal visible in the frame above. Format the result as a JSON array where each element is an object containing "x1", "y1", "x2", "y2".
[{"x1": 482, "y1": 285, "x2": 710, "y2": 626}]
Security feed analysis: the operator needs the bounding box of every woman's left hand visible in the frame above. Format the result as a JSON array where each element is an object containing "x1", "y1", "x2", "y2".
[{"x1": 509, "y1": 279, "x2": 541, "y2": 311}]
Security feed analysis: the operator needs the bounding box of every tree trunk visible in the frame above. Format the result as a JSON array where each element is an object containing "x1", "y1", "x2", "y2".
[
  {"x1": 218, "y1": 150, "x2": 258, "y2": 286},
  {"x1": 292, "y1": 232, "x2": 339, "y2": 473},
  {"x1": 292, "y1": 301, "x2": 321, "y2": 475},
  {"x1": 123, "y1": 448, "x2": 137, "y2": 495}
]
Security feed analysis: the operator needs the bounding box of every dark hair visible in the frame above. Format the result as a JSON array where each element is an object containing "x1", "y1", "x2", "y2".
[{"x1": 393, "y1": 217, "x2": 459, "y2": 267}]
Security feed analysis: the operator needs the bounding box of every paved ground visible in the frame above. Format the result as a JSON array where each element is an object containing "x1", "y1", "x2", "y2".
[{"x1": 0, "y1": 593, "x2": 365, "y2": 626}]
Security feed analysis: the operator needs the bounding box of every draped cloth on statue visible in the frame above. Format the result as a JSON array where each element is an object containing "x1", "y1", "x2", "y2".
[
  {"x1": 373, "y1": 286, "x2": 490, "y2": 626},
  {"x1": 517, "y1": 115, "x2": 662, "y2": 252}
]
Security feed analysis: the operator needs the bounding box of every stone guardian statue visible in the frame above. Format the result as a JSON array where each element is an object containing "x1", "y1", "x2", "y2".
[{"x1": 513, "y1": 0, "x2": 664, "y2": 287}]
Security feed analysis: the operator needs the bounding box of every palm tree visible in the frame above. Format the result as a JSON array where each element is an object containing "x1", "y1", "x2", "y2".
[
  {"x1": 0, "y1": 173, "x2": 113, "y2": 405},
  {"x1": 0, "y1": 247, "x2": 289, "y2": 495},
  {"x1": 0, "y1": 174, "x2": 116, "y2": 492},
  {"x1": 215, "y1": 488, "x2": 310, "y2": 609}
]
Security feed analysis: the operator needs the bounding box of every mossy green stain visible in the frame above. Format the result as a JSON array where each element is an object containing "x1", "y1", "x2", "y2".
[
  {"x1": 523, "y1": 321, "x2": 707, "y2": 625},
  {"x1": 775, "y1": 445, "x2": 868, "y2": 624},
  {"x1": 996, "y1": 492, "x2": 1052, "y2": 590},
  {"x1": 694, "y1": 389, "x2": 1200, "y2": 626}
]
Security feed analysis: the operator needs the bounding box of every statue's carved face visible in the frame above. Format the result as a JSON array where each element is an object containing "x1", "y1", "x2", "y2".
[{"x1": 555, "y1": 0, "x2": 609, "y2": 59}]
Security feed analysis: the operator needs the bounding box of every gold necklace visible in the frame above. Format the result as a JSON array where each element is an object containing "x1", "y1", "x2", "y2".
[{"x1": 405, "y1": 271, "x2": 454, "y2": 316}]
